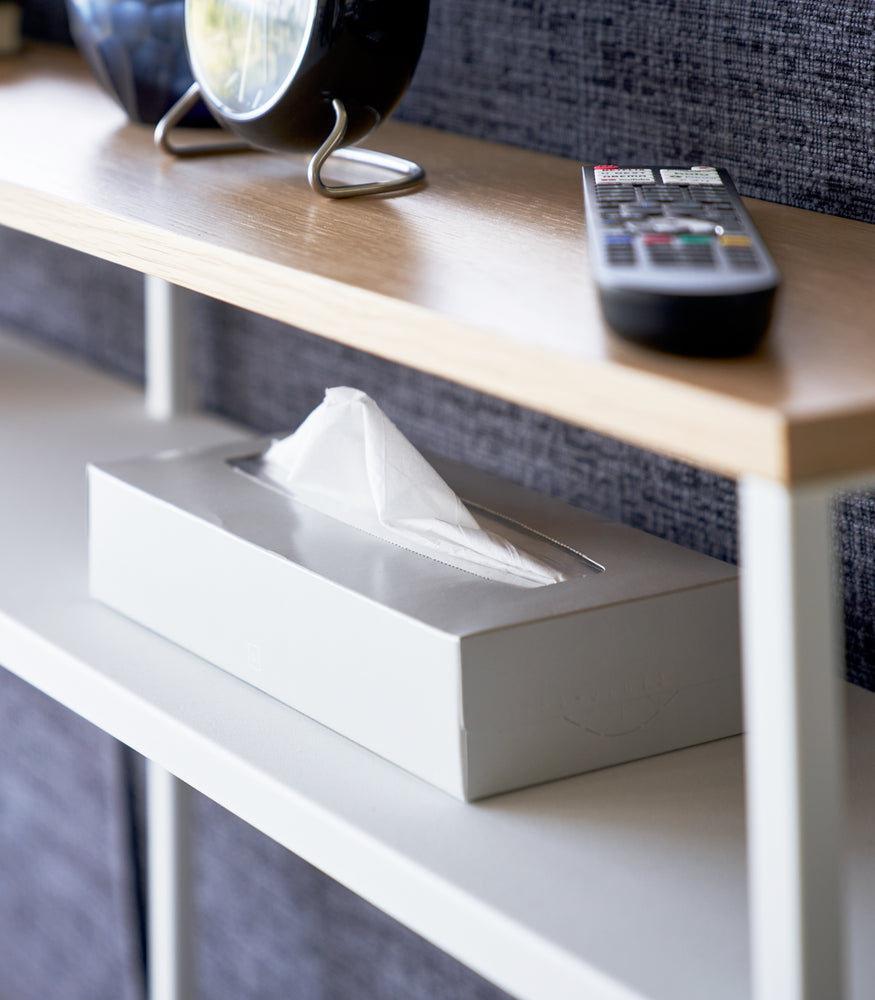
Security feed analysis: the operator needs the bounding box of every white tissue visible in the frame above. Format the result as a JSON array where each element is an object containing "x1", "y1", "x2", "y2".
[{"x1": 260, "y1": 387, "x2": 569, "y2": 588}]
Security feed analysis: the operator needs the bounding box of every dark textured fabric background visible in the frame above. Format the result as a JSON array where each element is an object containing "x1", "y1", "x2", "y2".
[
  {"x1": 2, "y1": 1, "x2": 875, "y2": 998},
  {"x1": 192, "y1": 791, "x2": 507, "y2": 1000},
  {"x1": 0, "y1": 671, "x2": 144, "y2": 1000},
  {"x1": 398, "y1": 0, "x2": 875, "y2": 223}
]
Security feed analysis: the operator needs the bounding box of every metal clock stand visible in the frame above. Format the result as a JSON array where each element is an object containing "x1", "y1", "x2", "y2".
[{"x1": 155, "y1": 83, "x2": 426, "y2": 200}]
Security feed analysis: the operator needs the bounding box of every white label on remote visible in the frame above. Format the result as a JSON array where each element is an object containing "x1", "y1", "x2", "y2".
[
  {"x1": 660, "y1": 168, "x2": 722, "y2": 185},
  {"x1": 594, "y1": 168, "x2": 655, "y2": 184}
]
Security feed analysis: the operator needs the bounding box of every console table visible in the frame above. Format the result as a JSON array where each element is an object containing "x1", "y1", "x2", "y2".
[{"x1": 2, "y1": 44, "x2": 875, "y2": 1000}]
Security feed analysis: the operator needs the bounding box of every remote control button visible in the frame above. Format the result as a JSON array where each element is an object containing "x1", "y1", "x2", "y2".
[
  {"x1": 604, "y1": 233, "x2": 636, "y2": 266},
  {"x1": 597, "y1": 199, "x2": 636, "y2": 211},
  {"x1": 644, "y1": 186, "x2": 687, "y2": 203},
  {"x1": 596, "y1": 186, "x2": 636, "y2": 202},
  {"x1": 607, "y1": 248, "x2": 636, "y2": 266},
  {"x1": 638, "y1": 218, "x2": 718, "y2": 236},
  {"x1": 648, "y1": 252, "x2": 681, "y2": 267},
  {"x1": 725, "y1": 249, "x2": 759, "y2": 270},
  {"x1": 680, "y1": 248, "x2": 716, "y2": 267},
  {"x1": 620, "y1": 205, "x2": 664, "y2": 219},
  {"x1": 708, "y1": 209, "x2": 741, "y2": 223},
  {"x1": 595, "y1": 168, "x2": 656, "y2": 184},
  {"x1": 606, "y1": 242, "x2": 635, "y2": 260},
  {"x1": 669, "y1": 204, "x2": 709, "y2": 217}
]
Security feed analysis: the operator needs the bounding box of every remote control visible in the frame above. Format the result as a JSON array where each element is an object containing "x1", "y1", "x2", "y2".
[{"x1": 582, "y1": 165, "x2": 780, "y2": 356}]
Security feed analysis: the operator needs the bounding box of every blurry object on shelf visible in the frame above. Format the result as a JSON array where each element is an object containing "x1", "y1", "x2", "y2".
[
  {"x1": 0, "y1": 1, "x2": 23, "y2": 55},
  {"x1": 157, "y1": 0, "x2": 429, "y2": 198},
  {"x1": 64, "y1": 0, "x2": 214, "y2": 125}
]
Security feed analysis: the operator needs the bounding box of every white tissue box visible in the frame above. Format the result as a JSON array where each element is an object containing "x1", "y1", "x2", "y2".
[{"x1": 88, "y1": 440, "x2": 741, "y2": 801}]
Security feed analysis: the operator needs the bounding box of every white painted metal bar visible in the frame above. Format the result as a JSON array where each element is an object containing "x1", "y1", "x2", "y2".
[
  {"x1": 145, "y1": 275, "x2": 196, "y2": 419},
  {"x1": 739, "y1": 476, "x2": 848, "y2": 1000},
  {"x1": 147, "y1": 762, "x2": 196, "y2": 1000},
  {"x1": 144, "y1": 275, "x2": 196, "y2": 1000}
]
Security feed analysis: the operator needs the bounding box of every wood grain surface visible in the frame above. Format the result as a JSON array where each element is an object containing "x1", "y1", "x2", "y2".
[{"x1": 2, "y1": 45, "x2": 875, "y2": 483}]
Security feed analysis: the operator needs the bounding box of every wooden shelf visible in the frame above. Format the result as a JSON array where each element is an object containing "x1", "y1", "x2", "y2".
[
  {"x1": 1, "y1": 327, "x2": 873, "y2": 1000},
  {"x1": 2, "y1": 46, "x2": 875, "y2": 483}
]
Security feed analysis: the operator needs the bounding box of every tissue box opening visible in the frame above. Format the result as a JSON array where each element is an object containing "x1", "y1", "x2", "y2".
[
  {"x1": 247, "y1": 387, "x2": 602, "y2": 589},
  {"x1": 88, "y1": 439, "x2": 742, "y2": 801},
  {"x1": 231, "y1": 452, "x2": 604, "y2": 585}
]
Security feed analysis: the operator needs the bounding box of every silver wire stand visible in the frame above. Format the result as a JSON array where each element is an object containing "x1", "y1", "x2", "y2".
[
  {"x1": 155, "y1": 85, "x2": 426, "y2": 199},
  {"x1": 154, "y1": 83, "x2": 249, "y2": 156},
  {"x1": 307, "y1": 98, "x2": 425, "y2": 198}
]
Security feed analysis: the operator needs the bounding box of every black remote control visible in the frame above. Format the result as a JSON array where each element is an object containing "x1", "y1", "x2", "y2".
[{"x1": 582, "y1": 165, "x2": 780, "y2": 356}]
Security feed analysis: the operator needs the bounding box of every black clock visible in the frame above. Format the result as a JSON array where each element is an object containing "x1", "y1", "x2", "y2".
[{"x1": 156, "y1": 0, "x2": 429, "y2": 197}]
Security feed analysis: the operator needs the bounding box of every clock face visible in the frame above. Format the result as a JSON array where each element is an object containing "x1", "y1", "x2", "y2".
[{"x1": 186, "y1": 0, "x2": 316, "y2": 117}]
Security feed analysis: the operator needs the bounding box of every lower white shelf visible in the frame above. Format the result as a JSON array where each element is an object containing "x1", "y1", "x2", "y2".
[{"x1": 0, "y1": 327, "x2": 873, "y2": 1000}]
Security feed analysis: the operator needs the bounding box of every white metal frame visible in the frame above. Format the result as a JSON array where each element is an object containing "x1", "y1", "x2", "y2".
[
  {"x1": 147, "y1": 759, "x2": 195, "y2": 1000},
  {"x1": 145, "y1": 276, "x2": 196, "y2": 420},
  {"x1": 141, "y1": 274, "x2": 858, "y2": 1000},
  {"x1": 144, "y1": 276, "x2": 196, "y2": 1000},
  {"x1": 739, "y1": 476, "x2": 848, "y2": 1000}
]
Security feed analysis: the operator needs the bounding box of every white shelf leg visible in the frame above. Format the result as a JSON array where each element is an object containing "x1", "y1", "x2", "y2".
[
  {"x1": 143, "y1": 274, "x2": 196, "y2": 1000},
  {"x1": 147, "y1": 761, "x2": 195, "y2": 1000},
  {"x1": 739, "y1": 476, "x2": 846, "y2": 1000},
  {"x1": 145, "y1": 275, "x2": 196, "y2": 419}
]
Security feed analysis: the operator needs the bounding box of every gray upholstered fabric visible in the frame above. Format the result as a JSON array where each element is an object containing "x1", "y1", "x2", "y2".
[
  {"x1": 0, "y1": 231, "x2": 145, "y2": 382},
  {"x1": 0, "y1": 670, "x2": 144, "y2": 1000},
  {"x1": 398, "y1": 0, "x2": 875, "y2": 223},
  {"x1": 838, "y1": 491, "x2": 875, "y2": 692},
  {"x1": 192, "y1": 792, "x2": 507, "y2": 1000}
]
